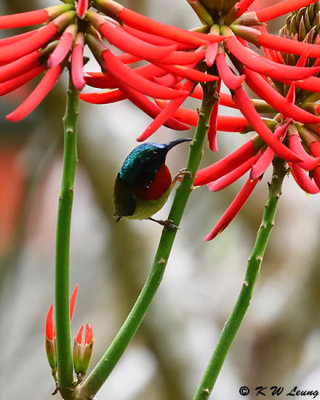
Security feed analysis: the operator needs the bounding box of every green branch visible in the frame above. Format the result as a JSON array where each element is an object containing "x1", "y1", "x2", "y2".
[
  {"x1": 79, "y1": 82, "x2": 217, "y2": 399},
  {"x1": 55, "y1": 76, "x2": 80, "y2": 392},
  {"x1": 193, "y1": 157, "x2": 287, "y2": 400}
]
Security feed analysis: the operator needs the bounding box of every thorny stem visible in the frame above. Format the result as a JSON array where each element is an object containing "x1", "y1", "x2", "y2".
[
  {"x1": 79, "y1": 81, "x2": 217, "y2": 399},
  {"x1": 193, "y1": 157, "x2": 287, "y2": 400},
  {"x1": 55, "y1": 74, "x2": 79, "y2": 394}
]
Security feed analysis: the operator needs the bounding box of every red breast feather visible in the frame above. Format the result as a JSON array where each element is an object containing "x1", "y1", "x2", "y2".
[{"x1": 135, "y1": 164, "x2": 172, "y2": 200}]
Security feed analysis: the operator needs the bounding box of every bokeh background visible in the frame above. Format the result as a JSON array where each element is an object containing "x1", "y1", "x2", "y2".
[{"x1": 1, "y1": 1, "x2": 320, "y2": 399}]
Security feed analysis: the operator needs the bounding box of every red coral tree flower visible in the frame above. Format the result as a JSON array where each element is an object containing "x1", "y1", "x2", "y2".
[{"x1": 1, "y1": 0, "x2": 218, "y2": 122}]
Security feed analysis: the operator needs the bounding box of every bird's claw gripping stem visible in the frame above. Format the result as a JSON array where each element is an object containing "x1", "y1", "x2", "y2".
[{"x1": 173, "y1": 168, "x2": 193, "y2": 185}]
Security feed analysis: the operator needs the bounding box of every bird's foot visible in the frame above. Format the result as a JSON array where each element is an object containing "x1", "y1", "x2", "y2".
[
  {"x1": 149, "y1": 217, "x2": 179, "y2": 230},
  {"x1": 173, "y1": 168, "x2": 193, "y2": 184}
]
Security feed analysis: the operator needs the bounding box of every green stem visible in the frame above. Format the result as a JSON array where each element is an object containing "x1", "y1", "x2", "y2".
[
  {"x1": 79, "y1": 82, "x2": 217, "y2": 399},
  {"x1": 193, "y1": 157, "x2": 287, "y2": 400},
  {"x1": 55, "y1": 76, "x2": 80, "y2": 391}
]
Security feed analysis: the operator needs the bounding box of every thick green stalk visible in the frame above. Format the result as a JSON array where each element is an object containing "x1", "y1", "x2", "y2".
[
  {"x1": 193, "y1": 157, "x2": 287, "y2": 400},
  {"x1": 55, "y1": 77, "x2": 80, "y2": 391},
  {"x1": 79, "y1": 82, "x2": 217, "y2": 399}
]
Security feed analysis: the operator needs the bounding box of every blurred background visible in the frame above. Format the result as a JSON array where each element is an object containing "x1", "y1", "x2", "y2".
[{"x1": 1, "y1": 1, "x2": 320, "y2": 399}]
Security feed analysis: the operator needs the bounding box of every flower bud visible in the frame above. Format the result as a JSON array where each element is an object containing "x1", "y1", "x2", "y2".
[{"x1": 73, "y1": 324, "x2": 94, "y2": 379}]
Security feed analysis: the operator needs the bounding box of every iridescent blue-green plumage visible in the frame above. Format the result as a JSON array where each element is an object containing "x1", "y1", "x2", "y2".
[{"x1": 114, "y1": 138, "x2": 191, "y2": 221}]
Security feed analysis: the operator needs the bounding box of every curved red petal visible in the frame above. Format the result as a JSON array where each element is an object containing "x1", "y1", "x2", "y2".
[
  {"x1": 48, "y1": 31, "x2": 74, "y2": 68},
  {"x1": 103, "y1": 50, "x2": 187, "y2": 99},
  {"x1": 99, "y1": 20, "x2": 177, "y2": 62},
  {"x1": 204, "y1": 177, "x2": 259, "y2": 241},
  {"x1": 0, "y1": 65, "x2": 45, "y2": 96},
  {"x1": 0, "y1": 23, "x2": 57, "y2": 63},
  {"x1": 237, "y1": 0, "x2": 256, "y2": 17},
  {"x1": 0, "y1": 50, "x2": 40, "y2": 84},
  {"x1": 208, "y1": 152, "x2": 260, "y2": 191},
  {"x1": 234, "y1": 87, "x2": 302, "y2": 162},
  {"x1": 244, "y1": 68, "x2": 320, "y2": 125},
  {"x1": 258, "y1": 31, "x2": 320, "y2": 58},
  {"x1": 137, "y1": 80, "x2": 193, "y2": 141},
  {"x1": 195, "y1": 139, "x2": 255, "y2": 186},
  {"x1": 80, "y1": 89, "x2": 126, "y2": 104},
  {"x1": 6, "y1": 65, "x2": 61, "y2": 122},
  {"x1": 290, "y1": 163, "x2": 320, "y2": 194},
  {"x1": 216, "y1": 52, "x2": 246, "y2": 89}
]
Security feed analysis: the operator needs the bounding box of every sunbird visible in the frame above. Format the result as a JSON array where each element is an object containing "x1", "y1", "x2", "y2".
[{"x1": 113, "y1": 138, "x2": 192, "y2": 227}]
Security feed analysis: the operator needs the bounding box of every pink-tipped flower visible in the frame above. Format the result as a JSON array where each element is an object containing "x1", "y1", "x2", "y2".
[
  {"x1": 48, "y1": 24, "x2": 77, "y2": 68},
  {"x1": 73, "y1": 324, "x2": 94, "y2": 379},
  {"x1": 71, "y1": 33, "x2": 86, "y2": 90}
]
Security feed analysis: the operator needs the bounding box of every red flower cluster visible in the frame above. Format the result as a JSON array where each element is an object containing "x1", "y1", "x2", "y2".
[
  {"x1": 3, "y1": 1, "x2": 320, "y2": 241},
  {"x1": 0, "y1": 0, "x2": 222, "y2": 122}
]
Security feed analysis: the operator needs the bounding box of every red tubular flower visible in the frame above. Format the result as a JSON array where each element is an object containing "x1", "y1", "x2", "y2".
[
  {"x1": 6, "y1": 65, "x2": 62, "y2": 122},
  {"x1": 71, "y1": 33, "x2": 86, "y2": 90},
  {"x1": 195, "y1": 139, "x2": 258, "y2": 186},
  {"x1": 216, "y1": 51, "x2": 246, "y2": 89},
  {"x1": 237, "y1": 0, "x2": 256, "y2": 17},
  {"x1": 93, "y1": 0, "x2": 214, "y2": 46},
  {"x1": 89, "y1": 13, "x2": 179, "y2": 63},
  {"x1": 226, "y1": 34, "x2": 320, "y2": 80},
  {"x1": 258, "y1": 31, "x2": 320, "y2": 58},
  {"x1": 207, "y1": 79, "x2": 221, "y2": 152},
  {"x1": 80, "y1": 89, "x2": 126, "y2": 104},
  {"x1": 205, "y1": 43, "x2": 218, "y2": 67},
  {"x1": 101, "y1": 50, "x2": 186, "y2": 100},
  {"x1": 137, "y1": 80, "x2": 194, "y2": 141},
  {"x1": 290, "y1": 163, "x2": 320, "y2": 193},
  {"x1": 288, "y1": 127, "x2": 320, "y2": 170},
  {"x1": 0, "y1": 12, "x2": 76, "y2": 64},
  {"x1": 77, "y1": 0, "x2": 89, "y2": 19},
  {"x1": 155, "y1": 100, "x2": 251, "y2": 133},
  {"x1": 233, "y1": 87, "x2": 302, "y2": 162},
  {"x1": 153, "y1": 63, "x2": 219, "y2": 83},
  {"x1": 0, "y1": 66, "x2": 45, "y2": 96},
  {"x1": 48, "y1": 24, "x2": 77, "y2": 68},
  {"x1": 208, "y1": 152, "x2": 261, "y2": 191},
  {"x1": 255, "y1": 0, "x2": 318, "y2": 23},
  {"x1": 0, "y1": 51, "x2": 41, "y2": 83},
  {"x1": 250, "y1": 121, "x2": 291, "y2": 179},
  {"x1": 0, "y1": 31, "x2": 36, "y2": 48},
  {"x1": 0, "y1": 5, "x2": 72, "y2": 29},
  {"x1": 243, "y1": 68, "x2": 320, "y2": 125},
  {"x1": 204, "y1": 177, "x2": 259, "y2": 241}
]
